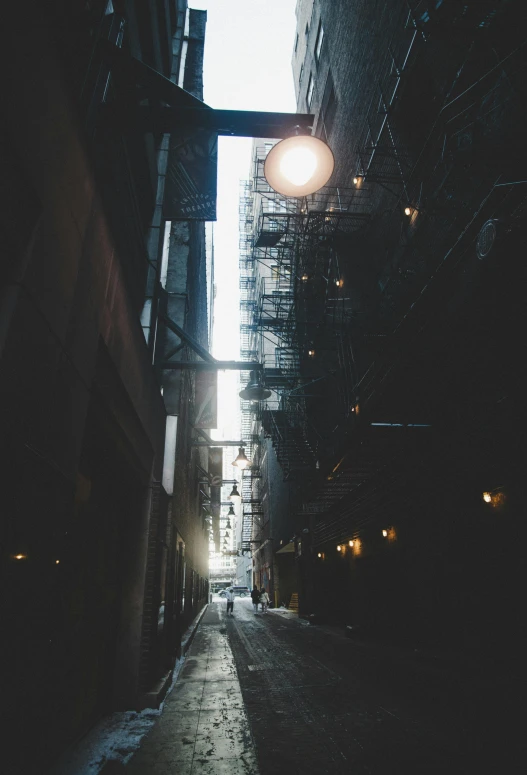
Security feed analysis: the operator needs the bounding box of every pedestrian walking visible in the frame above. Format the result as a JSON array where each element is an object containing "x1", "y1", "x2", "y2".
[
  {"x1": 251, "y1": 585, "x2": 260, "y2": 613},
  {"x1": 260, "y1": 588, "x2": 270, "y2": 613},
  {"x1": 225, "y1": 587, "x2": 235, "y2": 616}
]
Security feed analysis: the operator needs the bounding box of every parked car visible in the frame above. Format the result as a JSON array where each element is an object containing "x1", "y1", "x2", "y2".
[{"x1": 218, "y1": 586, "x2": 250, "y2": 597}]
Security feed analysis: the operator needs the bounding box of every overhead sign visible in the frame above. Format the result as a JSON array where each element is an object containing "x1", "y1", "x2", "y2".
[
  {"x1": 208, "y1": 447, "x2": 223, "y2": 552},
  {"x1": 194, "y1": 370, "x2": 217, "y2": 429},
  {"x1": 163, "y1": 129, "x2": 218, "y2": 221}
]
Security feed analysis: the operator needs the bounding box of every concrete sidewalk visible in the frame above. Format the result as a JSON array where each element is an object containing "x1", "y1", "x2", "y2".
[{"x1": 125, "y1": 604, "x2": 258, "y2": 774}]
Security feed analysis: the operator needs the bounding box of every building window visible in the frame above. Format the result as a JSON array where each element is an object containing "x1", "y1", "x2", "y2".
[
  {"x1": 317, "y1": 71, "x2": 337, "y2": 140},
  {"x1": 271, "y1": 264, "x2": 291, "y2": 287},
  {"x1": 307, "y1": 73, "x2": 314, "y2": 107},
  {"x1": 315, "y1": 21, "x2": 324, "y2": 61},
  {"x1": 294, "y1": 32, "x2": 299, "y2": 52}
]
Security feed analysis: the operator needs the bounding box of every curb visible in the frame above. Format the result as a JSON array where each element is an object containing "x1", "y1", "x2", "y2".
[
  {"x1": 181, "y1": 603, "x2": 208, "y2": 656},
  {"x1": 137, "y1": 603, "x2": 209, "y2": 709}
]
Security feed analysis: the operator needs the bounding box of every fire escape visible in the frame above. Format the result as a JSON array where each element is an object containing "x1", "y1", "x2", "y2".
[{"x1": 239, "y1": 145, "x2": 374, "y2": 489}]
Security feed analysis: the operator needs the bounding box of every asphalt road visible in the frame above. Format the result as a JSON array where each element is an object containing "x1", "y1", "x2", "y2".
[{"x1": 219, "y1": 596, "x2": 524, "y2": 775}]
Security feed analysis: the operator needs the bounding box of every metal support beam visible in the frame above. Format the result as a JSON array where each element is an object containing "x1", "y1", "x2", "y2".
[
  {"x1": 159, "y1": 314, "x2": 215, "y2": 362},
  {"x1": 130, "y1": 106, "x2": 315, "y2": 138},
  {"x1": 159, "y1": 360, "x2": 262, "y2": 371},
  {"x1": 158, "y1": 314, "x2": 261, "y2": 371},
  {"x1": 101, "y1": 42, "x2": 314, "y2": 138},
  {"x1": 193, "y1": 430, "x2": 246, "y2": 447},
  {"x1": 192, "y1": 441, "x2": 245, "y2": 446}
]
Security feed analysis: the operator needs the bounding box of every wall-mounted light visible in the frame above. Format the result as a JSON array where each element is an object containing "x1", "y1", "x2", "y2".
[
  {"x1": 382, "y1": 529, "x2": 388, "y2": 537},
  {"x1": 335, "y1": 278, "x2": 344, "y2": 287},
  {"x1": 317, "y1": 552, "x2": 322, "y2": 558},
  {"x1": 264, "y1": 134, "x2": 335, "y2": 197},
  {"x1": 482, "y1": 489, "x2": 506, "y2": 508},
  {"x1": 353, "y1": 175, "x2": 362, "y2": 186},
  {"x1": 13, "y1": 553, "x2": 27, "y2": 561},
  {"x1": 348, "y1": 540, "x2": 354, "y2": 547},
  {"x1": 336, "y1": 544, "x2": 342, "y2": 552},
  {"x1": 55, "y1": 559, "x2": 60, "y2": 565},
  {"x1": 308, "y1": 349, "x2": 315, "y2": 357},
  {"x1": 404, "y1": 206, "x2": 412, "y2": 216},
  {"x1": 301, "y1": 274, "x2": 309, "y2": 281}
]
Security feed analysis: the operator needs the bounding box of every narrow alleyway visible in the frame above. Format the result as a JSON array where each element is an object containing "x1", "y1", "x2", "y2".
[{"x1": 125, "y1": 597, "x2": 523, "y2": 774}]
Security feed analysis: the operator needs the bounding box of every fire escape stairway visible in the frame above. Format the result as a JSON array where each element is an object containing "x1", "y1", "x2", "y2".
[{"x1": 261, "y1": 409, "x2": 317, "y2": 480}]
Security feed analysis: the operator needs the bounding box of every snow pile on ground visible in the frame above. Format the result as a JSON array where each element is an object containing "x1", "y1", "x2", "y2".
[
  {"x1": 269, "y1": 606, "x2": 300, "y2": 619},
  {"x1": 51, "y1": 657, "x2": 185, "y2": 775}
]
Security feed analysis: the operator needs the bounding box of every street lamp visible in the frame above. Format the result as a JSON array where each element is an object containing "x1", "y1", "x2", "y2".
[
  {"x1": 232, "y1": 447, "x2": 251, "y2": 470},
  {"x1": 239, "y1": 370, "x2": 271, "y2": 401},
  {"x1": 264, "y1": 134, "x2": 335, "y2": 197},
  {"x1": 229, "y1": 484, "x2": 241, "y2": 500}
]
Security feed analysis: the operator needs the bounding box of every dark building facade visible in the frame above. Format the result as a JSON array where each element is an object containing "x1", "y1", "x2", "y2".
[
  {"x1": 1, "y1": 2, "x2": 212, "y2": 772},
  {"x1": 239, "y1": 0, "x2": 527, "y2": 653}
]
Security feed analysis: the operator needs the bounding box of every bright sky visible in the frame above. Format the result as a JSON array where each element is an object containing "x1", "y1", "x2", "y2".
[{"x1": 189, "y1": 0, "x2": 298, "y2": 436}]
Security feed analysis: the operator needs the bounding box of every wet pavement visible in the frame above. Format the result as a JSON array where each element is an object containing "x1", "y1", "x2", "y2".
[
  {"x1": 125, "y1": 602, "x2": 257, "y2": 774},
  {"x1": 126, "y1": 596, "x2": 524, "y2": 774}
]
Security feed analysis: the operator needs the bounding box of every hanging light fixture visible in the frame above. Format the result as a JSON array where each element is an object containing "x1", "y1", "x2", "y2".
[
  {"x1": 229, "y1": 484, "x2": 241, "y2": 500},
  {"x1": 264, "y1": 133, "x2": 334, "y2": 197},
  {"x1": 232, "y1": 447, "x2": 251, "y2": 470},
  {"x1": 225, "y1": 519, "x2": 232, "y2": 529},
  {"x1": 228, "y1": 504, "x2": 235, "y2": 516},
  {"x1": 239, "y1": 370, "x2": 271, "y2": 401}
]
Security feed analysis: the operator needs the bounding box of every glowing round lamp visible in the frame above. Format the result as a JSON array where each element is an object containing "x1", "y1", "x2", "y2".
[{"x1": 264, "y1": 135, "x2": 335, "y2": 197}]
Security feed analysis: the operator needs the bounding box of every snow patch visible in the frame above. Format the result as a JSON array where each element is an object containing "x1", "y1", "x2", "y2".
[{"x1": 51, "y1": 656, "x2": 185, "y2": 775}]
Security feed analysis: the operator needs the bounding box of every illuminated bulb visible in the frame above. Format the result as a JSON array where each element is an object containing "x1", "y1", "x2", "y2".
[
  {"x1": 348, "y1": 540, "x2": 354, "y2": 547},
  {"x1": 308, "y1": 349, "x2": 315, "y2": 357},
  {"x1": 483, "y1": 492, "x2": 492, "y2": 503},
  {"x1": 353, "y1": 177, "x2": 359, "y2": 185},
  {"x1": 404, "y1": 207, "x2": 412, "y2": 216},
  {"x1": 55, "y1": 559, "x2": 60, "y2": 565},
  {"x1": 382, "y1": 530, "x2": 388, "y2": 537},
  {"x1": 301, "y1": 274, "x2": 309, "y2": 281},
  {"x1": 280, "y1": 147, "x2": 318, "y2": 187},
  {"x1": 14, "y1": 554, "x2": 26, "y2": 561},
  {"x1": 317, "y1": 552, "x2": 322, "y2": 558},
  {"x1": 335, "y1": 278, "x2": 343, "y2": 287},
  {"x1": 336, "y1": 544, "x2": 342, "y2": 552}
]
